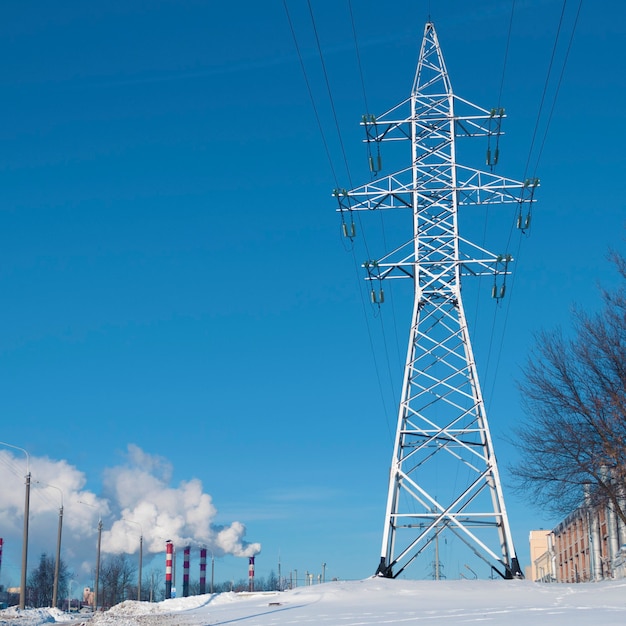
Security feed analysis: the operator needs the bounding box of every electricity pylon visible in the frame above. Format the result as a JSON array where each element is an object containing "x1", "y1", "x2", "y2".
[{"x1": 334, "y1": 22, "x2": 537, "y2": 579}]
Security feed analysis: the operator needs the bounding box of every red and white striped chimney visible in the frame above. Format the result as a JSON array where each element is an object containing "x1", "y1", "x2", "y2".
[
  {"x1": 165, "y1": 541, "x2": 173, "y2": 599},
  {"x1": 199, "y1": 548, "x2": 207, "y2": 595},
  {"x1": 248, "y1": 556, "x2": 255, "y2": 592},
  {"x1": 183, "y1": 546, "x2": 190, "y2": 597}
]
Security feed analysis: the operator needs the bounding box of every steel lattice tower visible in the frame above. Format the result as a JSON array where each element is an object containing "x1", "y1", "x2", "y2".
[{"x1": 335, "y1": 22, "x2": 537, "y2": 579}]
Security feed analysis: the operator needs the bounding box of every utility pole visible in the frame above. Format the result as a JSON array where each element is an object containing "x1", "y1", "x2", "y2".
[
  {"x1": 94, "y1": 519, "x2": 102, "y2": 610},
  {"x1": 335, "y1": 21, "x2": 536, "y2": 580},
  {"x1": 122, "y1": 519, "x2": 143, "y2": 601},
  {"x1": 138, "y1": 534, "x2": 143, "y2": 601},
  {"x1": 20, "y1": 472, "x2": 31, "y2": 609},
  {"x1": 0, "y1": 442, "x2": 30, "y2": 610},
  {"x1": 38, "y1": 482, "x2": 63, "y2": 608},
  {"x1": 52, "y1": 503, "x2": 63, "y2": 607}
]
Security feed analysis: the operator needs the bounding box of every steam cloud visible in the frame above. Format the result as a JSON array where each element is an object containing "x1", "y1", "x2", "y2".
[
  {"x1": 101, "y1": 444, "x2": 260, "y2": 557},
  {"x1": 0, "y1": 444, "x2": 260, "y2": 579}
]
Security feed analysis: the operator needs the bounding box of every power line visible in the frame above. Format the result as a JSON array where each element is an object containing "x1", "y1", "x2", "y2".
[
  {"x1": 348, "y1": 0, "x2": 382, "y2": 181},
  {"x1": 472, "y1": 0, "x2": 517, "y2": 346},
  {"x1": 486, "y1": 1, "x2": 583, "y2": 407},
  {"x1": 284, "y1": 1, "x2": 394, "y2": 435},
  {"x1": 522, "y1": 0, "x2": 568, "y2": 180},
  {"x1": 306, "y1": 0, "x2": 354, "y2": 188},
  {"x1": 282, "y1": 0, "x2": 340, "y2": 188},
  {"x1": 532, "y1": 0, "x2": 583, "y2": 177},
  {"x1": 346, "y1": 0, "x2": 399, "y2": 422},
  {"x1": 348, "y1": 0, "x2": 371, "y2": 117},
  {"x1": 497, "y1": 0, "x2": 517, "y2": 111},
  {"x1": 0, "y1": 451, "x2": 26, "y2": 481}
]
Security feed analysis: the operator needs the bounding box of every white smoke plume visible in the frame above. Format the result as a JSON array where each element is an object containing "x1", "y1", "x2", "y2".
[
  {"x1": 0, "y1": 444, "x2": 260, "y2": 582},
  {"x1": 101, "y1": 444, "x2": 261, "y2": 557}
]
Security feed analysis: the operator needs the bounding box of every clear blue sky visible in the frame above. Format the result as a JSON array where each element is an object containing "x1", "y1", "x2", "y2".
[{"x1": 0, "y1": 0, "x2": 624, "y2": 591}]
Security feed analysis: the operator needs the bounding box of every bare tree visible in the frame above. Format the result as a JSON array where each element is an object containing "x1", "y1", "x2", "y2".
[
  {"x1": 511, "y1": 253, "x2": 626, "y2": 524},
  {"x1": 27, "y1": 553, "x2": 70, "y2": 608},
  {"x1": 100, "y1": 554, "x2": 137, "y2": 608},
  {"x1": 27, "y1": 554, "x2": 54, "y2": 608},
  {"x1": 144, "y1": 567, "x2": 164, "y2": 602}
]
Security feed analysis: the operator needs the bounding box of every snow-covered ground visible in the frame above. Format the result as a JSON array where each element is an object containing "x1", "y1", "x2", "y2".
[{"x1": 2, "y1": 578, "x2": 626, "y2": 625}]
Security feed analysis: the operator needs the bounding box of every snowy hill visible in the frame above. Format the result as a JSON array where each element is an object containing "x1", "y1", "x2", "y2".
[{"x1": 2, "y1": 578, "x2": 626, "y2": 625}]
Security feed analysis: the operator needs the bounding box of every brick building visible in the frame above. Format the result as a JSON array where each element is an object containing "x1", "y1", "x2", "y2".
[{"x1": 529, "y1": 500, "x2": 626, "y2": 582}]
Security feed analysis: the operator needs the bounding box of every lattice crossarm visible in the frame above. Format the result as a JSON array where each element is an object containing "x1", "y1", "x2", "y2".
[
  {"x1": 455, "y1": 165, "x2": 540, "y2": 207},
  {"x1": 360, "y1": 97, "x2": 414, "y2": 143},
  {"x1": 363, "y1": 119, "x2": 411, "y2": 144},
  {"x1": 334, "y1": 169, "x2": 419, "y2": 212},
  {"x1": 456, "y1": 237, "x2": 515, "y2": 279},
  {"x1": 451, "y1": 95, "x2": 507, "y2": 138},
  {"x1": 359, "y1": 92, "x2": 505, "y2": 144}
]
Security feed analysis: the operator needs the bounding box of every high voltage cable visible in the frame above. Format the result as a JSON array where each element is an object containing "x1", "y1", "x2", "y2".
[
  {"x1": 532, "y1": 0, "x2": 583, "y2": 177},
  {"x1": 496, "y1": 0, "x2": 517, "y2": 110},
  {"x1": 351, "y1": 253, "x2": 396, "y2": 442},
  {"x1": 500, "y1": 0, "x2": 571, "y2": 261},
  {"x1": 283, "y1": 1, "x2": 392, "y2": 434},
  {"x1": 501, "y1": 0, "x2": 579, "y2": 265},
  {"x1": 521, "y1": 0, "x2": 569, "y2": 181},
  {"x1": 339, "y1": 0, "x2": 397, "y2": 432},
  {"x1": 282, "y1": 0, "x2": 340, "y2": 188},
  {"x1": 472, "y1": 0, "x2": 517, "y2": 345},
  {"x1": 348, "y1": 0, "x2": 371, "y2": 116},
  {"x1": 296, "y1": 0, "x2": 375, "y2": 261},
  {"x1": 297, "y1": 0, "x2": 377, "y2": 264},
  {"x1": 486, "y1": 1, "x2": 583, "y2": 409},
  {"x1": 306, "y1": 0, "x2": 354, "y2": 188},
  {"x1": 347, "y1": 0, "x2": 401, "y2": 420}
]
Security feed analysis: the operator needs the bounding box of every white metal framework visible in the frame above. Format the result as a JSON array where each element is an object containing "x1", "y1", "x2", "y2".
[{"x1": 335, "y1": 23, "x2": 537, "y2": 579}]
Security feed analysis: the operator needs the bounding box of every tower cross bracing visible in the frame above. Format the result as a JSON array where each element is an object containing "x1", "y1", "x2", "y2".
[{"x1": 335, "y1": 22, "x2": 536, "y2": 579}]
